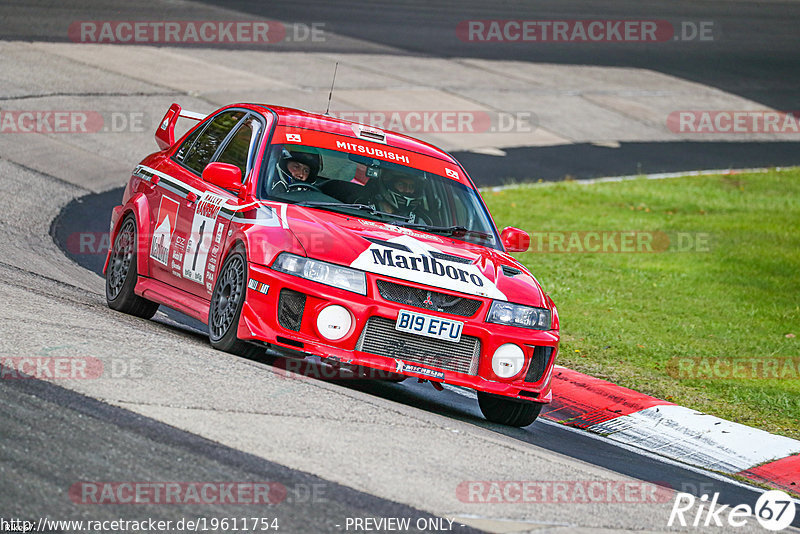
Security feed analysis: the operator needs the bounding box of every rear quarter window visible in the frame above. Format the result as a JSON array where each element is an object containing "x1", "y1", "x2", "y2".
[
  {"x1": 179, "y1": 110, "x2": 246, "y2": 174},
  {"x1": 215, "y1": 117, "x2": 260, "y2": 181}
]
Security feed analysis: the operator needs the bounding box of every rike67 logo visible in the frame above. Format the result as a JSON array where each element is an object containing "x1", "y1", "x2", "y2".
[{"x1": 669, "y1": 490, "x2": 796, "y2": 531}]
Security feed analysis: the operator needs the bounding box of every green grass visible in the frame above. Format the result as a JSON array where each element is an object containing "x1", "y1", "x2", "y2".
[{"x1": 482, "y1": 169, "x2": 800, "y2": 439}]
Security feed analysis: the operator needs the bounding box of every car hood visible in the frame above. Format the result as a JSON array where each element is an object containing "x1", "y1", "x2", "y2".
[{"x1": 281, "y1": 204, "x2": 547, "y2": 307}]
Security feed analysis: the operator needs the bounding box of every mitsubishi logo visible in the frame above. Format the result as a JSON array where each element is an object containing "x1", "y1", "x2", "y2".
[{"x1": 423, "y1": 292, "x2": 434, "y2": 307}]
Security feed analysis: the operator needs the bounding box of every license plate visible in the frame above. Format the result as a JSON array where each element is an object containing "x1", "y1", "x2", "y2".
[{"x1": 395, "y1": 309, "x2": 463, "y2": 343}]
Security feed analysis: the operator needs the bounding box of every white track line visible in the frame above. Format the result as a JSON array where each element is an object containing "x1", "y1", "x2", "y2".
[
  {"x1": 444, "y1": 384, "x2": 799, "y2": 502},
  {"x1": 482, "y1": 166, "x2": 798, "y2": 192},
  {"x1": 539, "y1": 418, "x2": 800, "y2": 505}
]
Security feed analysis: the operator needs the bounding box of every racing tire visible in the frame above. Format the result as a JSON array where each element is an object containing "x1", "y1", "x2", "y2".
[
  {"x1": 105, "y1": 215, "x2": 159, "y2": 319},
  {"x1": 477, "y1": 391, "x2": 542, "y2": 427},
  {"x1": 208, "y1": 247, "x2": 263, "y2": 359}
]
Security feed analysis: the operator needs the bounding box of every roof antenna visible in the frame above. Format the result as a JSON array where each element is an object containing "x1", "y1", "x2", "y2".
[{"x1": 324, "y1": 62, "x2": 339, "y2": 116}]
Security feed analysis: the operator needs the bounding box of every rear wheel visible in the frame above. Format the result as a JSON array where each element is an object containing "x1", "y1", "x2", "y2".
[
  {"x1": 208, "y1": 247, "x2": 263, "y2": 358},
  {"x1": 105, "y1": 215, "x2": 159, "y2": 319},
  {"x1": 477, "y1": 391, "x2": 542, "y2": 427}
]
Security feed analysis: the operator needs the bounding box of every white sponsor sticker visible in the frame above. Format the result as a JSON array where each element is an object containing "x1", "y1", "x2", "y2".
[
  {"x1": 394, "y1": 359, "x2": 445, "y2": 380},
  {"x1": 150, "y1": 196, "x2": 180, "y2": 266},
  {"x1": 359, "y1": 219, "x2": 444, "y2": 242},
  {"x1": 350, "y1": 235, "x2": 506, "y2": 299},
  {"x1": 183, "y1": 192, "x2": 225, "y2": 284},
  {"x1": 160, "y1": 111, "x2": 172, "y2": 130},
  {"x1": 248, "y1": 278, "x2": 270, "y2": 295}
]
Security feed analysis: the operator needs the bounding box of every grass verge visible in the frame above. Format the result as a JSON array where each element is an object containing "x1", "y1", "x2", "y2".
[{"x1": 482, "y1": 168, "x2": 800, "y2": 439}]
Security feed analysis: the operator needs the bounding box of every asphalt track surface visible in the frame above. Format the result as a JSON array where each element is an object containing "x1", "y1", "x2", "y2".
[
  {"x1": 202, "y1": 0, "x2": 800, "y2": 109},
  {"x1": 4, "y1": 1, "x2": 800, "y2": 532},
  {"x1": 195, "y1": 0, "x2": 800, "y2": 179},
  {"x1": 49, "y1": 187, "x2": 800, "y2": 530},
  {"x1": 9, "y1": 0, "x2": 799, "y2": 109},
  {"x1": 2, "y1": 376, "x2": 483, "y2": 533},
  {"x1": 3, "y1": 1, "x2": 800, "y2": 179},
  {"x1": 453, "y1": 141, "x2": 800, "y2": 186}
]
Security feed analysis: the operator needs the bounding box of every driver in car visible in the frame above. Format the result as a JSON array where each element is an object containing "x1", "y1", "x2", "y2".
[
  {"x1": 271, "y1": 148, "x2": 322, "y2": 194},
  {"x1": 372, "y1": 169, "x2": 432, "y2": 224}
]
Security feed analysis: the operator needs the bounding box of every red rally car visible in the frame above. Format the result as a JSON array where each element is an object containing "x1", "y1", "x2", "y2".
[{"x1": 105, "y1": 103, "x2": 560, "y2": 427}]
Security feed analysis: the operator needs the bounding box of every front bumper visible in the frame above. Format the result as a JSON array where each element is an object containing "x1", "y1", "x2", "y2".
[{"x1": 239, "y1": 262, "x2": 559, "y2": 403}]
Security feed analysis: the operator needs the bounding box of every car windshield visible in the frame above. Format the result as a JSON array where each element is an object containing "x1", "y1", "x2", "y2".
[{"x1": 258, "y1": 142, "x2": 499, "y2": 248}]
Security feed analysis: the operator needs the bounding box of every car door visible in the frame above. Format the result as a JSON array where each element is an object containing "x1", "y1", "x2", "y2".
[
  {"x1": 172, "y1": 111, "x2": 265, "y2": 298},
  {"x1": 141, "y1": 116, "x2": 212, "y2": 286},
  {"x1": 143, "y1": 109, "x2": 246, "y2": 295}
]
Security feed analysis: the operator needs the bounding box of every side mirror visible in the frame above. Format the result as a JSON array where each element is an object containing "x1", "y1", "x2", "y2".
[
  {"x1": 500, "y1": 226, "x2": 530, "y2": 252},
  {"x1": 202, "y1": 162, "x2": 242, "y2": 194}
]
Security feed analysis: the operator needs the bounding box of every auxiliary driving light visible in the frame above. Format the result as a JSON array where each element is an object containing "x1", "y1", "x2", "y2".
[
  {"x1": 317, "y1": 305, "x2": 352, "y2": 341},
  {"x1": 492, "y1": 343, "x2": 525, "y2": 378}
]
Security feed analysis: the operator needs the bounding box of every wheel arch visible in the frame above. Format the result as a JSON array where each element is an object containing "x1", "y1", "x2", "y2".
[
  {"x1": 104, "y1": 194, "x2": 152, "y2": 278},
  {"x1": 220, "y1": 236, "x2": 248, "y2": 267}
]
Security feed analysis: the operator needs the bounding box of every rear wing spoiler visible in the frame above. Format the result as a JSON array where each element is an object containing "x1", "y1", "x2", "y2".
[{"x1": 155, "y1": 103, "x2": 207, "y2": 150}]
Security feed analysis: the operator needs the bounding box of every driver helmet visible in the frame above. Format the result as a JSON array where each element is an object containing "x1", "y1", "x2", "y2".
[
  {"x1": 276, "y1": 147, "x2": 321, "y2": 186},
  {"x1": 378, "y1": 170, "x2": 426, "y2": 211}
]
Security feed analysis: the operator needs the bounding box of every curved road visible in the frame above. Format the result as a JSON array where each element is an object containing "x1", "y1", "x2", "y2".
[
  {"x1": 2, "y1": 1, "x2": 799, "y2": 532},
  {"x1": 2, "y1": 1, "x2": 800, "y2": 180},
  {"x1": 44, "y1": 182, "x2": 800, "y2": 532}
]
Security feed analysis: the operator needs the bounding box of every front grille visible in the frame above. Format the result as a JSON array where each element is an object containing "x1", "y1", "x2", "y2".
[
  {"x1": 524, "y1": 346, "x2": 553, "y2": 383},
  {"x1": 376, "y1": 280, "x2": 482, "y2": 317},
  {"x1": 356, "y1": 316, "x2": 480, "y2": 375},
  {"x1": 278, "y1": 289, "x2": 306, "y2": 331}
]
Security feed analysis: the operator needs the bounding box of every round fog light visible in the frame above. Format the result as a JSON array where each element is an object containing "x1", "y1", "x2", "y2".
[
  {"x1": 492, "y1": 343, "x2": 525, "y2": 378},
  {"x1": 317, "y1": 305, "x2": 352, "y2": 341}
]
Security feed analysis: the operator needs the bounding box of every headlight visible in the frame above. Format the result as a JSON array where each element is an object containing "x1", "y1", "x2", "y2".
[
  {"x1": 272, "y1": 253, "x2": 367, "y2": 295},
  {"x1": 486, "y1": 301, "x2": 551, "y2": 330}
]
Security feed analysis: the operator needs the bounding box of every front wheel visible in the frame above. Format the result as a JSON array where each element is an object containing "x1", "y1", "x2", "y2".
[
  {"x1": 208, "y1": 247, "x2": 263, "y2": 358},
  {"x1": 477, "y1": 391, "x2": 542, "y2": 427},
  {"x1": 105, "y1": 215, "x2": 159, "y2": 319}
]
